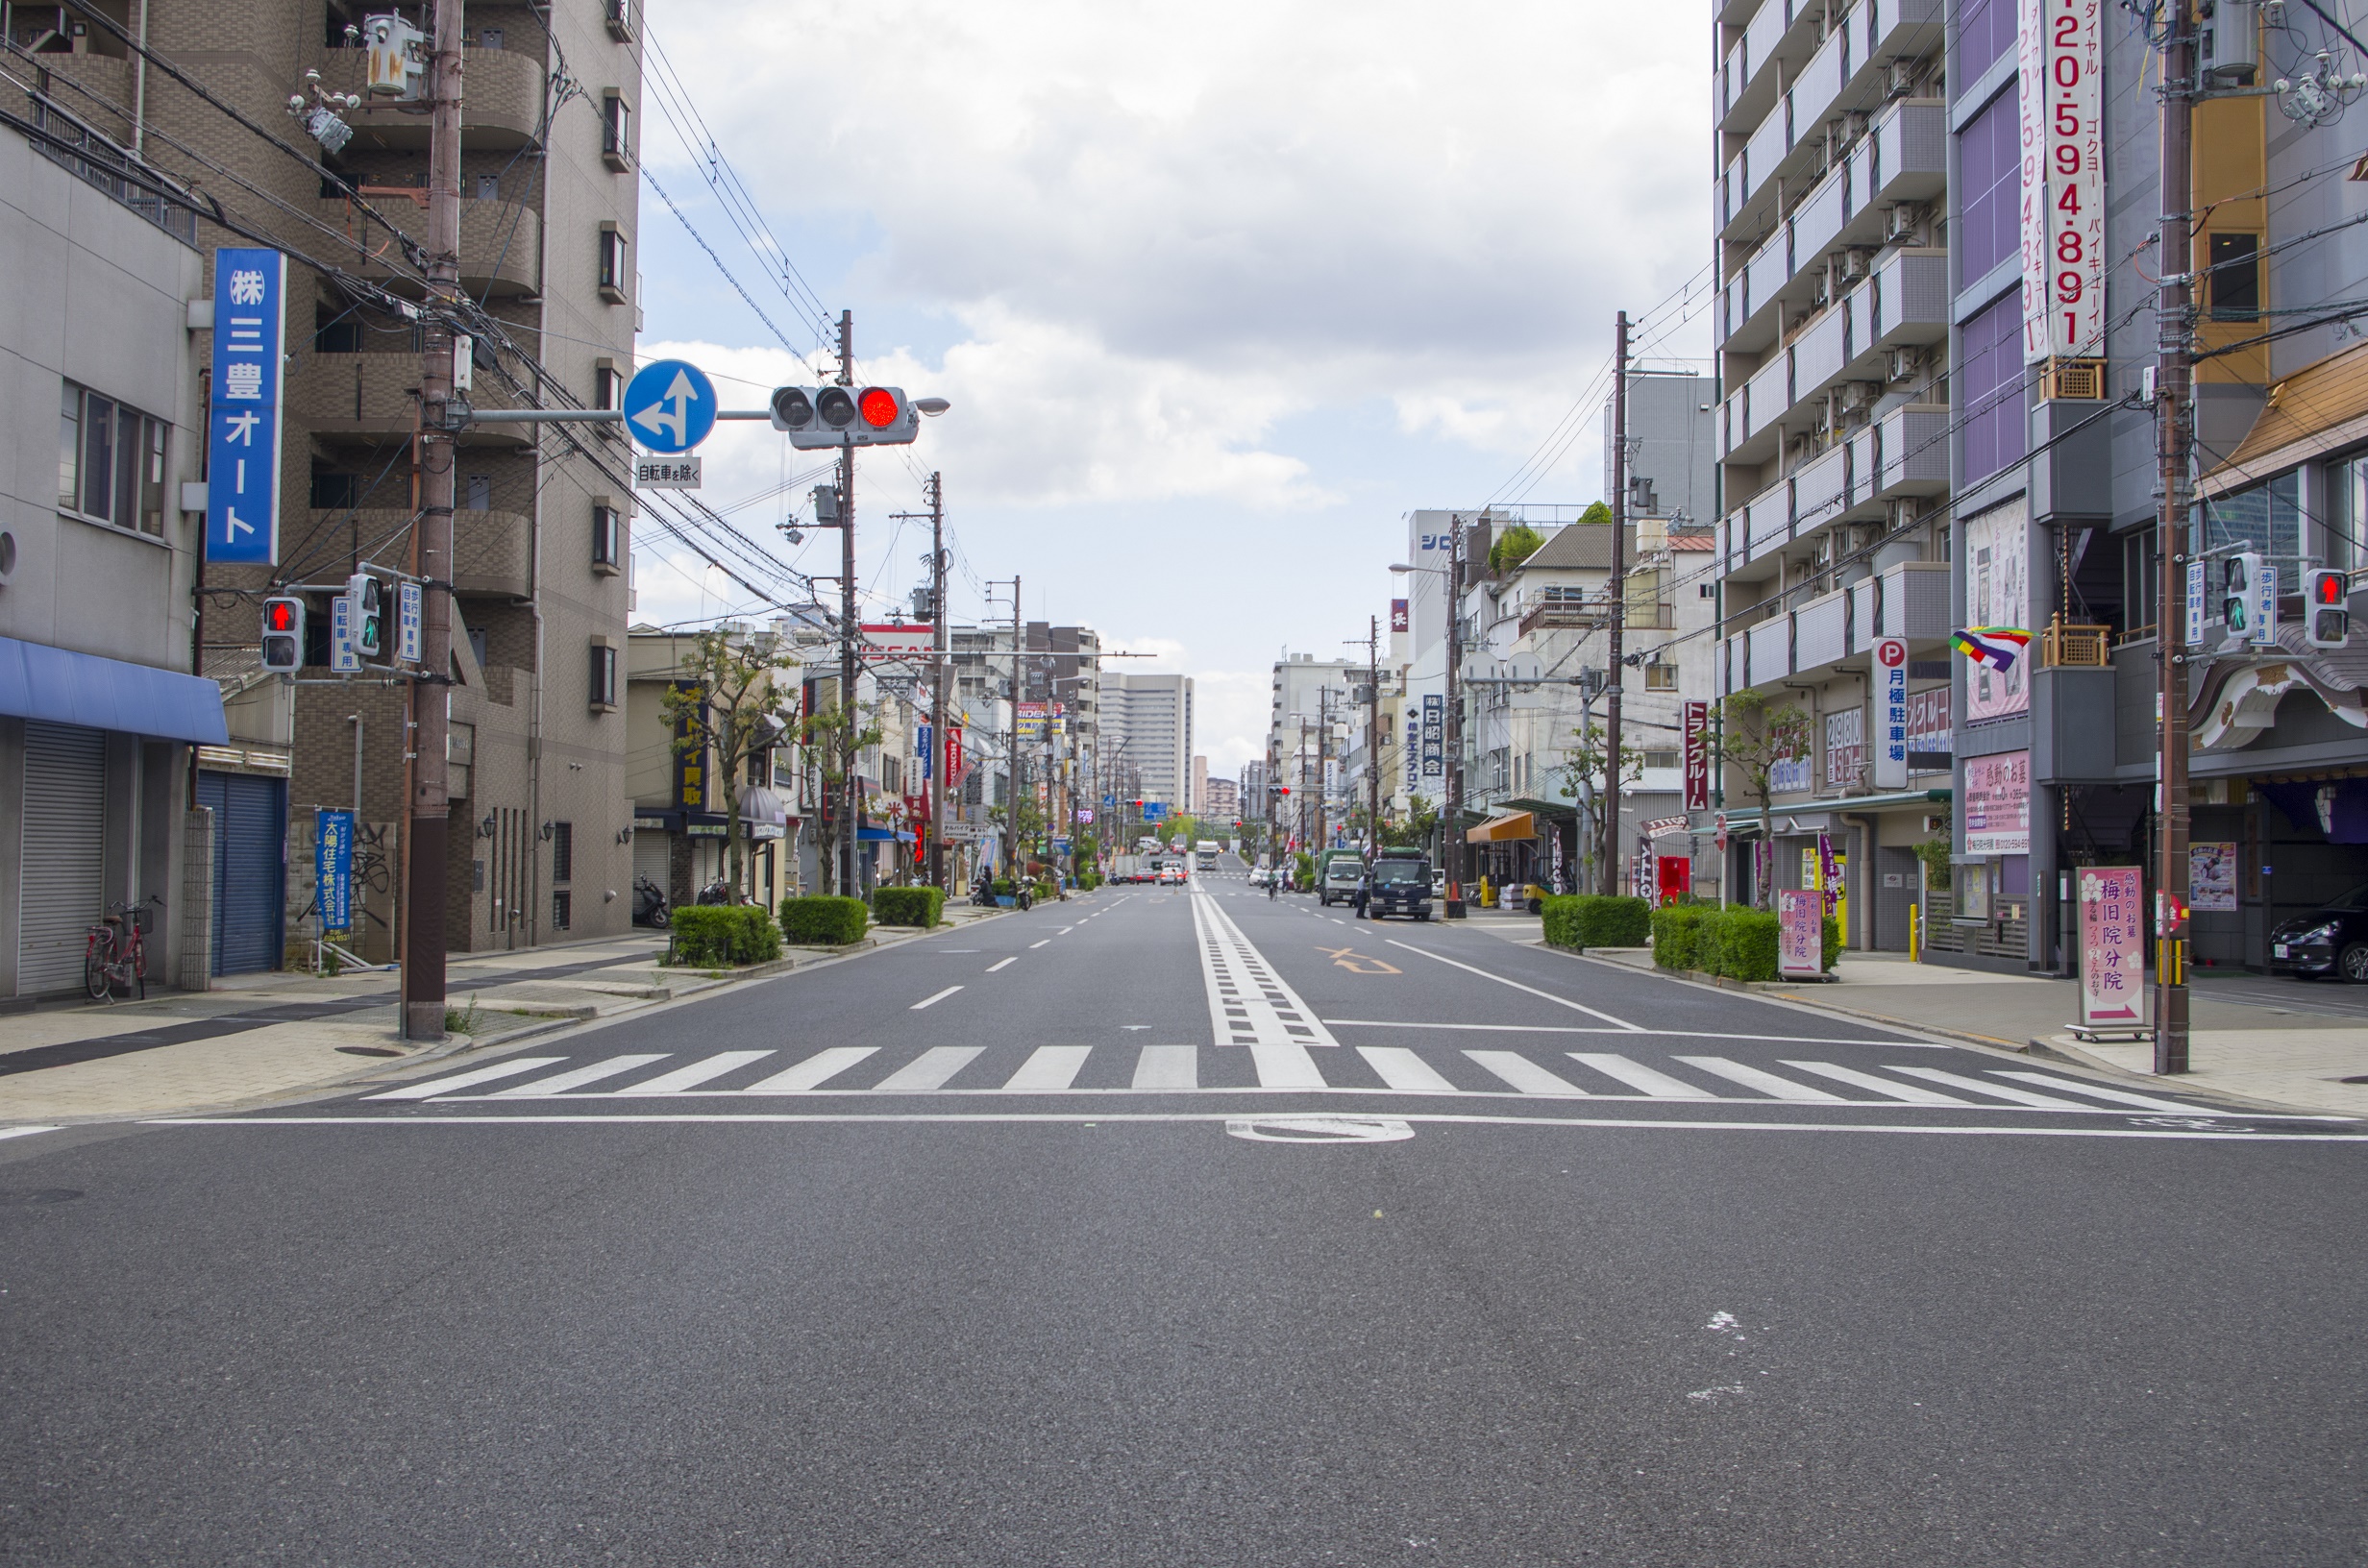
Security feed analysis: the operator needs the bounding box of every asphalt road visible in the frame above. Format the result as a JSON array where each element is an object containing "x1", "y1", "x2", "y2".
[{"x1": 3, "y1": 859, "x2": 2364, "y2": 1565}]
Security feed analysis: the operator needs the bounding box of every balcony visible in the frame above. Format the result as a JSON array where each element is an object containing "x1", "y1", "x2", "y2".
[
  {"x1": 1853, "y1": 404, "x2": 1950, "y2": 503},
  {"x1": 1793, "y1": 586, "x2": 1851, "y2": 671},
  {"x1": 314, "y1": 194, "x2": 542, "y2": 297},
  {"x1": 1722, "y1": 257, "x2": 1947, "y2": 467},
  {"x1": 1747, "y1": 614, "x2": 1792, "y2": 685},
  {"x1": 286, "y1": 352, "x2": 535, "y2": 445},
  {"x1": 1872, "y1": 560, "x2": 1950, "y2": 641},
  {"x1": 455, "y1": 508, "x2": 532, "y2": 598},
  {"x1": 317, "y1": 47, "x2": 547, "y2": 150}
]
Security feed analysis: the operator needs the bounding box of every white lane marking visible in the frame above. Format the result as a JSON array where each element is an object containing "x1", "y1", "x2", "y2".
[
  {"x1": 1675, "y1": 1056, "x2": 1847, "y2": 1103},
  {"x1": 0, "y1": 1125, "x2": 61, "y2": 1141},
  {"x1": 1249, "y1": 1041, "x2": 1328, "y2": 1088},
  {"x1": 1887, "y1": 1066, "x2": 2093, "y2": 1108},
  {"x1": 1320, "y1": 1019, "x2": 1942, "y2": 1045},
  {"x1": 985, "y1": 957, "x2": 1017, "y2": 972},
  {"x1": 1190, "y1": 888, "x2": 1340, "y2": 1049},
  {"x1": 1133, "y1": 1044, "x2": 1199, "y2": 1090},
  {"x1": 1357, "y1": 1046, "x2": 1460, "y2": 1092},
  {"x1": 910, "y1": 986, "x2": 964, "y2": 1011},
  {"x1": 1227, "y1": 1115, "x2": 1415, "y2": 1143},
  {"x1": 367, "y1": 1057, "x2": 566, "y2": 1099},
  {"x1": 490, "y1": 1054, "x2": 668, "y2": 1098},
  {"x1": 617, "y1": 1050, "x2": 776, "y2": 1095},
  {"x1": 1384, "y1": 941, "x2": 1642, "y2": 1031},
  {"x1": 1568, "y1": 1053, "x2": 1715, "y2": 1099},
  {"x1": 1780, "y1": 1061, "x2": 1974, "y2": 1105},
  {"x1": 156, "y1": 1114, "x2": 2368, "y2": 1142},
  {"x1": 743, "y1": 1046, "x2": 877, "y2": 1093},
  {"x1": 1466, "y1": 1050, "x2": 1590, "y2": 1094},
  {"x1": 1991, "y1": 1069, "x2": 2230, "y2": 1114},
  {"x1": 1059, "y1": 926, "x2": 1073, "y2": 935},
  {"x1": 1030, "y1": 940, "x2": 1051, "y2": 949},
  {"x1": 874, "y1": 1045, "x2": 986, "y2": 1092},
  {"x1": 1002, "y1": 1046, "x2": 1092, "y2": 1091}
]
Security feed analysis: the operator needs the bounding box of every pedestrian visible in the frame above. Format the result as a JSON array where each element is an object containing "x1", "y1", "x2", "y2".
[{"x1": 1352, "y1": 870, "x2": 1370, "y2": 919}]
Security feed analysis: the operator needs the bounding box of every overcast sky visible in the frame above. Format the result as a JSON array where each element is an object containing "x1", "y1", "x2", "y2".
[{"x1": 629, "y1": 0, "x2": 1712, "y2": 778}]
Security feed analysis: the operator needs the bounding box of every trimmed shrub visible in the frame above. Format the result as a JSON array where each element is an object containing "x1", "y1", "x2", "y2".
[
  {"x1": 670, "y1": 905, "x2": 783, "y2": 968},
  {"x1": 1823, "y1": 913, "x2": 1842, "y2": 973},
  {"x1": 1076, "y1": 871, "x2": 1101, "y2": 892},
  {"x1": 1701, "y1": 907, "x2": 1780, "y2": 982},
  {"x1": 778, "y1": 894, "x2": 869, "y2": 945},
  {"x1": 1651, "y1": 904, "x2": 1707, "y2": 971},
  {"x1": 872, "y1": 886, "x2": 944, "y2": 928},
  {"x1": 1542, "y1": 894, "x2": 1653, "y2": 950}
]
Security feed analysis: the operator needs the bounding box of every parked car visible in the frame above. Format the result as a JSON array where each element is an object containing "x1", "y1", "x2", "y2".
[
  {"x1": 1366, "y1": 850, "x2": 1433, "y2": 920},
  {"x1": 2269, "y1": 884, "x2": 2368, "y2": 980}
]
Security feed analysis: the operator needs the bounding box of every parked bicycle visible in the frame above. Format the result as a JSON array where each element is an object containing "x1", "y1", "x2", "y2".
[{"x1": 85, "y1": 895, "x2": 161, "y2": 1001}]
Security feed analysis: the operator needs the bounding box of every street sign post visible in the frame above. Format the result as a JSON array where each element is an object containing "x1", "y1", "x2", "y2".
[{"x1": 625, "y1": 359, "x2": 718, "y2": 453}]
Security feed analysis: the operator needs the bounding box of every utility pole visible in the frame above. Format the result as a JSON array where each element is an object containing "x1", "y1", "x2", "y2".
[
  {"x1": 1364, "y1": 615, "x2": 1382, "y2": 848},
  {"x1": 1007, "y1": 576, "x2": 1023, "y2": 880},
  {"x1": 926, "y1": 472, "x2": 948, "y2": 892},
  {"x1": 401, "y1": 0, "x2": 462, "y2": 1041},
  {"x1": 1444, "y1": 516, "x2": 1468, "y2": 919},
  {"x1": 2154, "y1": 3, "x2": 2195, "y2": 1074},
  {"x1": 1602, "y1": 307, "x2": 1630, "y2": 896},
  {"x1": 835, "y1": 309, "x2": 860, "y2": 903}
]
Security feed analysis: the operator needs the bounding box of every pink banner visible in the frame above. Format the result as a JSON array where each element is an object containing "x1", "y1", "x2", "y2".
[
  {"x1": 1778, "y1": 889, "x2": 1823, "y2": 978},
  {"x1": 2077, "y1": 866, "x2": 2144, "y2": 1027}
]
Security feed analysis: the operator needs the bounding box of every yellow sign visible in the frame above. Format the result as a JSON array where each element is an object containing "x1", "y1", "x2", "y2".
[{"x1": 1799, "y1": 847, "x2": 1847, "y2": 934}]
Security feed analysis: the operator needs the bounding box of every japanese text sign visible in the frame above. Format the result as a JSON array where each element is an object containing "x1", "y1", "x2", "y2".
[
  {"x1": 316, "y1": 809, "x2": 354, "y2": 934},
  {"x1": 2019, "y1": 0, "x2": 2104, "y2": 359},
  {"x1": 1874, "y1": 637, "x2": 1910, "y2": 789},
  {"x1": 2077, "y1": 866, "x2": 2143, "y2": 1026},
  {"x1": 1777, "y1": 889, "x2": 1823, "y2": 978},
  {"x1": 1683, "y1": 700, "x2": 1710, "y2": 812},
  {"x1": 206, "y1": 248, "x2": 286, "y2": 565}
]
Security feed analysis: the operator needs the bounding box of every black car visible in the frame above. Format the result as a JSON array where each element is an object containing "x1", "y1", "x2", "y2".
[
  {"x1": 2268, "y1": 883, "x2": 2368, "y2": 981},
  {"x1": 1363, "y1": 853, "x2": 1433, "y2": 920}
]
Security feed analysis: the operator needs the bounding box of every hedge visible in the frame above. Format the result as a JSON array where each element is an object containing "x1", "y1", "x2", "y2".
[
  {"x1": 669, "y1": 905, "x2": 783, "y2": 968},
  {"x1": 778, "y1": 894, "x2": 869, "y2": 945},
  {"x1": 1662, "y1": 906, "x2": 1841, "y2": 982},
  {"x1": 872, "y1": 886, "x2": 944, "y2": 928},
  {"x1": 1076, "y1": 871, "x2": 1102, "y2": 892},
  {"x1": 1542, "y1": 894, "x2": 1652, "y2": 950},
  {"x1": 1650, "y1": 904, "x2": 1707, "y2": 971}
]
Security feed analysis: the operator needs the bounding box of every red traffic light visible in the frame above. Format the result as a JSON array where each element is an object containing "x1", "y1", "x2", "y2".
[
  {"x1": 2313, "y1": 569, "x2": 2349, "y2": 605},
  {"x1": 262, "y1": 600, "x2": 299, "y2": 633},
  {"x1": 858, "y1": 387, "x2": 901, "y2": 429}
]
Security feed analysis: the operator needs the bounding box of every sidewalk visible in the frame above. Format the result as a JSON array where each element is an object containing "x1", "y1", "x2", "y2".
[{"x1": 0, "y1": 903, "x2": 1016, "y2": 1124}]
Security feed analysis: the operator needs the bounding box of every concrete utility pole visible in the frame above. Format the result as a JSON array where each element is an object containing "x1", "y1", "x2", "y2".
[
  {"x1": 1007, "y1": 577, "x2": 1023, "y2": 880},
  {"x1": 1444, "y1": 517, "x2": 1468, "y2": 919},
  {"x1": 1363, "y1": 615, "x2": 1382, "y2": 847},
  {"x1": 926, "y1": 472, "x2": 949, "y2": 892},
  {"x1": 2154, "y1": 4, "x2": 2196, "y2": 1074},
  {"x1": 402, "y1": 0, "x2": 462, "y2": 1041},
  {"x1": 835, "y1": 310, "x2": 860, "y2": 903},
  {"x1": 1602, "y1": 307, "x2": 1629, "y2": 896}
]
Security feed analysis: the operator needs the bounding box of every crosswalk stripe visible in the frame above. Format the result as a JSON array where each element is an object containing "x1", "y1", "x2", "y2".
[
  {"x1": 1887, "y1": 1066, "x2": 2091, "y2": 1108},
  {"x1": 1568, "y1": 1053, "x2": 1714, "y2": 1098},
  {"x1": 490, "y1": 1054, "x2": 668, "y2": 1097},
  {"x1": 1675, "y1": 1055, "x2": 1846, "y2": 1102},
  {"x1": 1133, "y1": 1045, "x2": 1198, "y2": 1090},
  {"x1": 1780, "y1": 1061, "x2": 1973, "y2": 1105},
  {"x1": 1467, "y1": 1050, "x2": 1590, "y2": 1095},
  {"x1": 1248, "y1": 1041, "x2": 1327, "y2": 1088},
  {"x1": 873, "y1": 1045, "x2": 985, "y2": 1092},
  {"x1": 617, "y1": 1050, "x2": 776, "y2": 1095},
  {"x1": 1990, "y1": 1069, "x2": 2224, "y2": 1114},
  {"x1": 368, "y1": 1057, "x2": 565, "y2": 1100},
  {"x1": 1002, "y1": 1045, "x2": 1091, "y2": 1090},
  {"x1": 1358, "y1": 1045, "x2": 1460, "y2": 1092},
  {"x1": 742, "y1": 1046, "x2": 876, "y2": 1093}
]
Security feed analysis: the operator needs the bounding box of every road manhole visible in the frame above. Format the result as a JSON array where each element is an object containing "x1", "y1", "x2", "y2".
[
  {"x1": 0, "y1": 1188, "x2": 84, "y2": 1206},
  {"x1": 1225, "y1": 1115, "x2": 1415, "y2": 1144}
]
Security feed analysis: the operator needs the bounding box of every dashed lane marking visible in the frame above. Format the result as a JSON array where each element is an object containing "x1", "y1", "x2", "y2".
[
  {"x1": 986, "y1": 957, "x2": 1017, "y2": 972},
  {"x1": 910, "y1": 986, "x2": 964, "y2": 1011}
]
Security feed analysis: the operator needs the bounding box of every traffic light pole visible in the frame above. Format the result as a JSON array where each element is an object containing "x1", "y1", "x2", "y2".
[
  {"x1": 2154, "y1": 4, "x2": 2195, "y2": 1074},
  {"x1": 401, "y1": 0, "x2": 461, "y2": 1041},
  {"x1": 1602, "y1": 308, "x2": 1629, "y2": 896},
  {"x1": 1444, "y1": 517, "x2": 1467, "y2": 919},
  {"x1": 926, "y1": 472, "x2": 949, "y2": 892},
  {"x1": 835, "y1": 311, "x2": 861, "y2": 904}
]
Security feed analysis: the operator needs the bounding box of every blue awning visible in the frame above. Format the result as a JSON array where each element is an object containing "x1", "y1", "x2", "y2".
[
  {"x1": 856, "y1": 824, "x2": 915, "y2": 844},
  {"x1": 0, "y1": 636, "x2": 229, "y2": 746}
]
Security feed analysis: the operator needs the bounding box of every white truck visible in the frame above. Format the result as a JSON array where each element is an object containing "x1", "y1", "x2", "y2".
[{"x1": 1195, "y1": 840, "x2": 1220, "y2": 870}]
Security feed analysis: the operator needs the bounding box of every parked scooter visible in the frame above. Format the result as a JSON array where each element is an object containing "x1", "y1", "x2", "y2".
[{"x1": 632, "y1": 875, "x2": 671, "y2": 928}]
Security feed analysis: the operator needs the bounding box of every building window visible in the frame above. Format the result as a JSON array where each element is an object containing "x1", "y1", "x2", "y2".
[
  {"x1": 2203, "y1": 474, "x2": 2303, "y2": 594},
  {"x1": 590, "y1": 643, "x2": 618, "y2": 707},
  {"x1": 602, "y1": 92, "x2": 632, "y2": 170},
  {"x1": 599, "y1": 227, "x2": 629, "y2": 301},
  {"x1": 1960, "y1": 293, "x2": 2028, "y2": 484},
  {"x1": 2122, "y1": 528, "x2": 2158, "y2": 638},
  {"x1": 1643, "y1": 662, "x2": 1678, "y2": 691},
  {"x1": 310, "y1": 470, "x2": 362, "y2": 509},
  {"x1": 595, "y1": 365, "x2": 622, "y2": 410},
  {"x1": 1957, "y1": 92, "x2": 2021, "y2": 285},
  {"x1": 2334, "y1": 454, "x2": 2368, "y2": 573},
  {"x1": 2208, "y1": 233, "x2": 2261, "y2": 321},
  {"x1": 552, "y1": 890, "x2": 572, "y2": 931},
  {"x1": 58, "y1": 381, "x2": 166, "y2": 536},
  {"x1": 551, "y1": 821, "x2": 573, "y2": 883},
  {"x1": 592, "y1": 503, "x2": 622, "y2": 570}
]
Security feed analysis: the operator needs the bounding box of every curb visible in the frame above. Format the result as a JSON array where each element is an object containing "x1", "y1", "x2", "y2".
[{"x1": 2022, "y1": 1033, "x2": 2355, "y2": 1119}]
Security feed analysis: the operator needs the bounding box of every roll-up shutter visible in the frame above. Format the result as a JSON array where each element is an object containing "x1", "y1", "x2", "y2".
[
  {"x1": 632, "y1": 828, "x2": 669, "y2": 892},
  {"x1": 19, "y1": 723, "x2": 107, "y2": 993},
  {"x1": 198, "y1": 772, "x2": 285, "y2": 975}
]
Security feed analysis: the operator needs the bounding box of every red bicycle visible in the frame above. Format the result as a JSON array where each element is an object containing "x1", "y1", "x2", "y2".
[{"x1": 85, "y1": 896, "x2": 160, "y2": 1001}]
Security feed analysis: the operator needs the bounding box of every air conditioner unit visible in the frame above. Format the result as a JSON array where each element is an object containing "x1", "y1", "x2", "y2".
[
  {"x1": 1838, "y1": 380, "x2": 1880, "y2": 413},
  {"x1": 1886, "y1": 498, "x2": 1922, "y2": 531},
  {"x1": 1887, "y1": 347, "x2": 1923, "y2": 384},
  {"x1": 1884, "y1": 203, "x2": 1927, "y2": 243},
  {"x1": 1885, "y1": 59, "x2": 1918, "y2": 98}
]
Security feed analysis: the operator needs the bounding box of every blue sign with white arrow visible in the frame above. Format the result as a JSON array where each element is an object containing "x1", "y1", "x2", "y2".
[{"x1": 625, "y1": 358, "x2": 717, "y2": 453}]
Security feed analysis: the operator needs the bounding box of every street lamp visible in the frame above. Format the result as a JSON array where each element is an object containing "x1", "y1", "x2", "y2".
[{"x1": 1389, "y1": 527, "x2": 1468, "y2": 918}]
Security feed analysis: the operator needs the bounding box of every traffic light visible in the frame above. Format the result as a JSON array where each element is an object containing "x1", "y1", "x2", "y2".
[
  {"x1": 260, "y1": 596, "x2": 305, "y2": 672},
  {"x1": 347, "y1": 573, "x2": 385, "y2": 661},
  {"x1": 769, "y1": 384, "x2": 921, "y2": 450},
  {"x1": 2307, "y1": 568, "x2": 2352, "y2": 648},
  {"x1": 2222, "y1": 551, "x2": 2266, "y2": 638}
]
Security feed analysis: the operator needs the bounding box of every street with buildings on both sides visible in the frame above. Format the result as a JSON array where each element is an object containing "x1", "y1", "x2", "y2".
[{"x1": 4, "y1": 861, "x2": 2366, "y2": 1563}]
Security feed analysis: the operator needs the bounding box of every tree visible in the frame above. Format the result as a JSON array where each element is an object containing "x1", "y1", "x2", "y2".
[
  {"x1": 1380, "y1": 793, "x2": 1439, "y2": 849},
  {"x1": 1562, "y1": 723, "x2": 1646, "y2": 894},
  {"x1": 1720, "y1": 689, "x2": 1813, "y2": 907},
  {"x1": 1578, "y1": 500, "x2": 1613, "y2": 527},
  {"x1": 1489, "y1": 523, "x2": 1545, "y2": 575},
  {"x1": 660, "y1": 627, "x2": 800, "y2": 905},
  {"x1": 798, "y1": 693, "x2": 885, "y2": 897}
]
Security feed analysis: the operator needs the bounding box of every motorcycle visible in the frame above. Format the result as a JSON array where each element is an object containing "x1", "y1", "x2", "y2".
[
  {"x1": 1016, "y1": 884, "x2": 1034, "y2": 912},
  {"x1": 632, "y1": 875, "x2": 671, "y2": 928}
]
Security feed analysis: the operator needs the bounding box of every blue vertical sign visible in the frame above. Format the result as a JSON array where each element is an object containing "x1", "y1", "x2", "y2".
[
  {"x1": 917, "y1": 723, "x2": 932, "y2": 781},
  {"x1": 316, "y1": 809, "x2": 355, "y2": 934},
  {"x1": 206, "y1": 248, "x2": 286, "y2": 565}
]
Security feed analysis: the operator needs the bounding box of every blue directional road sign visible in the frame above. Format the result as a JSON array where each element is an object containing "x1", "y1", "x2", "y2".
[{"x1": 625, "y1": 358, "x2": 717, "y2": 453}]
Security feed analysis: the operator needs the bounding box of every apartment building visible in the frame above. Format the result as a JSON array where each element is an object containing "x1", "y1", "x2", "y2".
[
  {"x1": 1606, "y1": 369, "x2": 1719, "y2": 528},
  {"x1": 1107, "y1": 671, "x2": 1190, "y2": 808},
  {"x1": 1267, "y1": 652, "x2": 1351, "y2": 846}
]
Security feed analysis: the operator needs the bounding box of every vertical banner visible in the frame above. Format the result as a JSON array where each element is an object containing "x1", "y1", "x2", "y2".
[
  {"x1": 917, "y1": 723, "x2": 932, "y2": 782},
  {"x1": 1874, "y1": 637, "x2": 1910, "y2": 788},
  {"x1": 2019, "y1": 0, "x2": 2104, "y2": 360},
  {"x1": 206, "y1": 248, "x2": 287, "y2": 564},
  {"x1": 316, "y1": 809, "x2": 355, "y2": 934},
  {"x1": 1777, "y1": 889, "x2": 1823, "y2": 978},
  {"x1": 1682, "y1": 699, "x2": 1711, "y2": 811},
  {"x1": 947, "y1": 724, "x2": 963, "y2": 782},
  {"x1": 2077, "y1": 866, "x2": 2144, "y2": 1027},
  {"x1": 1390, "y1": 599, "x2": 1409, "y2": 633}
]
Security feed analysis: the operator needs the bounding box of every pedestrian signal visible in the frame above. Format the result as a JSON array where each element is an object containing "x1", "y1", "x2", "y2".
[
  {"x1": 260, "y1": 596, "x2": 305, "y2": 672},
  {"x1": 347, "y1": 573, "x2": 385, "y2": 660},
  {"x1": 2307, "y1": 568, "x2": 2351, "y2": 649}
]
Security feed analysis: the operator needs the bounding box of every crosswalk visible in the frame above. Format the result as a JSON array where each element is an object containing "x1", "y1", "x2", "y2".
[{"x1": 369, "y1": 1041, "x2": 2242, "y2": 1115}]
